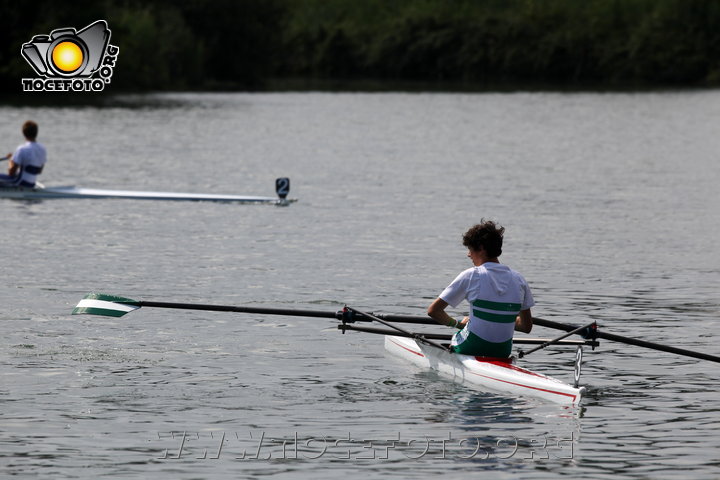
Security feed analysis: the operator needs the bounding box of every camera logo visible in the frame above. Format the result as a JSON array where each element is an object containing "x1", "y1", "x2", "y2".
[{"x1": 21, "y1": 20, "x2": 119, "y2": 92}]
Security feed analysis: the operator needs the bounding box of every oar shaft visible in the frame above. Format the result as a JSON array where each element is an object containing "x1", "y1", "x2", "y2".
[
  {"x1": 139, "y1": 300, "x2": 439, "y2": 324},
  {"x1": 139, "y1": 301, "x2": 341, "y2": 319},
  {"x1": 534, "y1": 316, "x2": 720, "y2": 364},
  {"x1": 373, "y1": 313, "x2": 436, "y2": 325},
  {"x1": 532, "y1": 316, "x2": 581, "y2": 333},
  {"x1": 339, "y1": 324, "x2": 453, "y2": 340},
  {"x1": 598, "y1": 331, "x2": 720, "y2": 363}
]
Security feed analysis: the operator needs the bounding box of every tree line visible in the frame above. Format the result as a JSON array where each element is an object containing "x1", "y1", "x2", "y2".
[{"x1": 1, "y1": 0, "x2": 720, "y2": 92}]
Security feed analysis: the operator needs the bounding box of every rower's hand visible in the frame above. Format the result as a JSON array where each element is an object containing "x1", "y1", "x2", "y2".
[{"x1": 459, "y1": 317, "x2": 469, "y2": 327}]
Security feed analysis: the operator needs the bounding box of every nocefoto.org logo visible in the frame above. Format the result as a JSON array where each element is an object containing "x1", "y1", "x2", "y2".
[{"x1": 21, "y1": 20, "x2": 119, "y2": 92}]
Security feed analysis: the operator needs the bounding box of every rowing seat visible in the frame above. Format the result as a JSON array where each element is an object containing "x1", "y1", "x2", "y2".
[{"x1": 474, "y1": 356, "x2": 513, "y2": 364}]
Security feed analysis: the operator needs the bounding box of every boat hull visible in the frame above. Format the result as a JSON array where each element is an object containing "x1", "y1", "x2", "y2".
[
  {"x1": 0, "y1": 185, "x2": 292, "y2": 204},
  {"x1": 384, "y1": 335, "x2": 584, "y2": 405}
]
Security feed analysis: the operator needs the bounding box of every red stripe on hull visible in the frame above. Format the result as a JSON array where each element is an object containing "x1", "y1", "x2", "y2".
[
  {"x1": 464, "y1": 368, "x2": 578, "y2": 401},
  {"x1": 389, "y1": 337, "x2": 425, "y2": 357}
]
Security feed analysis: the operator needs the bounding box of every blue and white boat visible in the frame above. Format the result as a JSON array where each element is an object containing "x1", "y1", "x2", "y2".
[{"x1": 0, "y1": 177, "x2": 294, "y2": 205}]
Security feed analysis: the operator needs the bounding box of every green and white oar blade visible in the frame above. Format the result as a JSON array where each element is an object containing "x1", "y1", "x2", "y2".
[{"x1": 72, "y1": 293, "x2": 141, "y2": 317}]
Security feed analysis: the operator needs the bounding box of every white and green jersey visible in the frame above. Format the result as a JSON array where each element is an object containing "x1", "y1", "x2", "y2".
[
  {"x1": 11, "y1": 141, "x2": 46, "y2": 187},
  {"x1": 440, "y1": 262, "x2": 534, "y2": 357}
]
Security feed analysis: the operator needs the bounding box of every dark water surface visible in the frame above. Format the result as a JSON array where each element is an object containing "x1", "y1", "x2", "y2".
[{"x1": 1, "y1": 92, "x2": 719, "y2": 478}]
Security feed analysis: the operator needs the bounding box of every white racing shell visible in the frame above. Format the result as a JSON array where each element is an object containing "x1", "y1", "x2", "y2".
[{"x1": 385, "y1": 335, "x2": 584, "y2": 405}]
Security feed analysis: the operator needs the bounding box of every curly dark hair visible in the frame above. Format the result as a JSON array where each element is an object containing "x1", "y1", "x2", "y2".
[
  {"x1": 22, "y1": 121, "x2": 38, "y2": 140},
  {"x1": 462, "y1": 220, "x2": 505, "y2": 258}
]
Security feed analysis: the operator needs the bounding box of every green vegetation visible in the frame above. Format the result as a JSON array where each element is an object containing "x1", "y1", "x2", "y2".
[
  {"x1": 281, "y1": 0, "x2": 720, "y2": 87},
  {"x1": 2, "y1": 0, "x2": 720, "y2": 92}
]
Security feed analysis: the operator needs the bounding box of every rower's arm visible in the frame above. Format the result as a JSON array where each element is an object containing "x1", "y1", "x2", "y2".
[
  {"x1": 428, "y1": 298, "x2": 460, "y2": 328},
  {"x1": 515, "y1": 309, "x2": 533, "y2": 333},
  {"x1": 7, "y1": 159, "x2": 18, "y2": 177}
]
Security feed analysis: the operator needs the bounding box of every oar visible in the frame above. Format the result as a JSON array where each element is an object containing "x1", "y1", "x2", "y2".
[
  {"x1": 71, "y1": 293, "x2": 437, "y2": 324},
  {"x1": 532, "y1": 316, "x2": 720, "y2": 364},
  {"x1": 72, "y1": 293, "x2": 453, "y2": 351},
  {"x1": 72, "y1": 293, "x2": 344, "y2": 319}
]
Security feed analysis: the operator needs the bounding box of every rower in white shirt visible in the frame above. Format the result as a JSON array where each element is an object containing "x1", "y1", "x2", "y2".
[{"x1": 1, "y1": 120, "x2": 47, "y2": 187}]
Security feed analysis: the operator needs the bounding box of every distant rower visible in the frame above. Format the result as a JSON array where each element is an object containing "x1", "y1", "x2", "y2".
[{"x1": 1, "y1": 121, "x2": 47, "y2": 187}]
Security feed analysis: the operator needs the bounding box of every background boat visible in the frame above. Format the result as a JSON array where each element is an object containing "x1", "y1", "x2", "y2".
[{"x1": 0, "y1": 177, "x2": 294, "y2": 204}]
